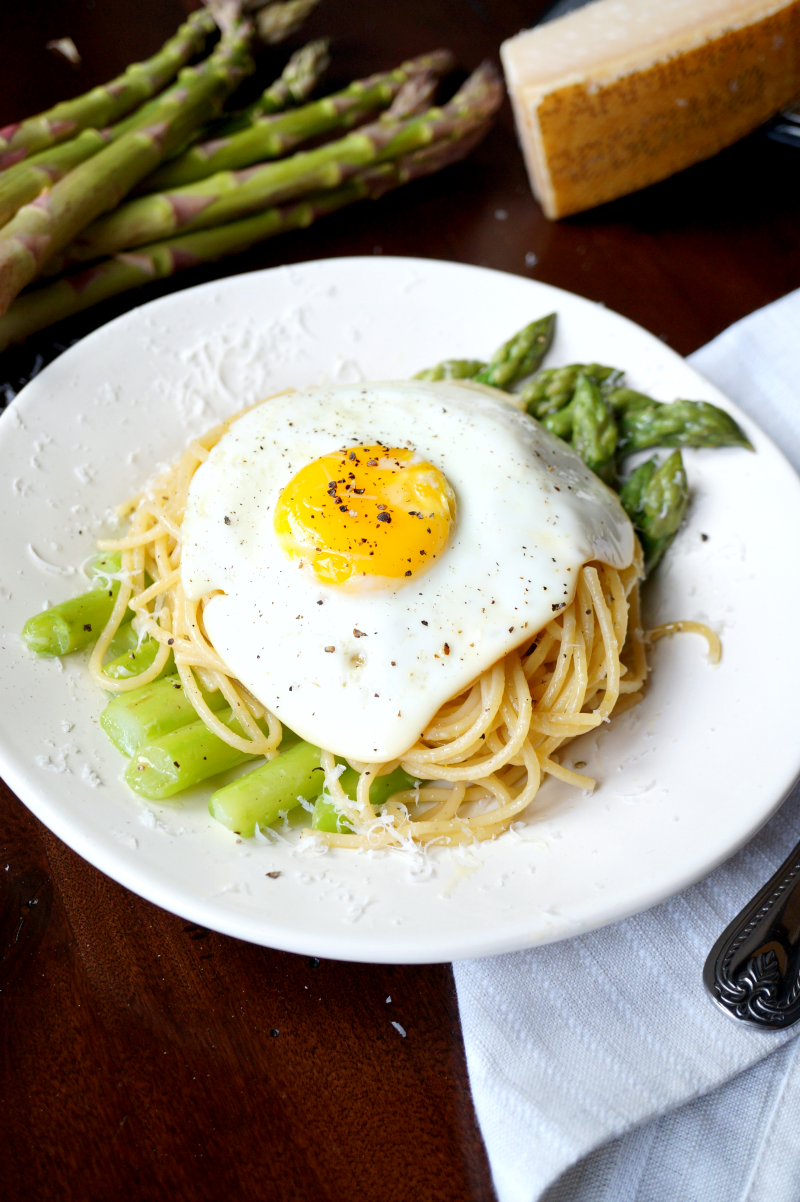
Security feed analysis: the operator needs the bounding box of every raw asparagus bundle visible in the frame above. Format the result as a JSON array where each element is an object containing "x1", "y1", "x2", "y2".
[
  {"x1": 0, "y1": 75, "x2": 497, "y2": 351},
  {"x1": 0, "y1": 9, "x2": 216, "y2": 170},
  {"x1": 0, "y1": 21, "x2": 256, "y2": 317},
  {"x1": 137, "y1": 50, "x2": 456, "y2": 192},
  {"x1": 53, "y1": 63, "x2": 500, "y2": 266},
  {"x1": 0, "y1": 37, "x2": 332, "y2": 234}
]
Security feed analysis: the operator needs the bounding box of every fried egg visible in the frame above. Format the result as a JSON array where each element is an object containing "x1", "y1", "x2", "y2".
[{"x1": 181, "y1": 380, "x2": 634, "y2": 762}]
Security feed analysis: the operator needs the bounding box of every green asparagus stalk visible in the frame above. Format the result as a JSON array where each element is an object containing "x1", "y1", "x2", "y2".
[
  {"x1": 136, "y1": 49, "x2": 456, "y2": 192},
  {"x1": 541, "y1": 402, "x2": 575, "y2": 441},
  {"x1": 124, "y1": 704, "x2": 271, "y2": 799},
  {"x1": 414, "y1": 358, "x2": 487, "y2": 382},
  {"x1": 569, "y1": 373, "x2": 618, "y2": 484},
  {"x1": 254, "y1": 0, "x2": 321, "y2": 44},
  {"x1": 0, "y1": 22, "x2": 255, "y2": 317},
  {"x1": 56, "y1": 64, "x2": 499, "y2": 264},
  {"x1": 616, "y1": 396, "x2": 753, "y2": 453},
  {"x1": 473, "y1": 314, "x2": 556, "y2": 390},
  {"x1": 0, "y1": 111, "x2": 494, "y2": 351},
  {"x1": 21, "y1": 551, "x2": 123, "y2": 656},
  {"x1": 101, "y1": 673, "x2": 228, "y2": 755},
  {"x1": 605, "y1": 386, "x2": 652, "y2": 416},
  {"x1": 310, "y1": 765, "x2": 418, "y2": 833},
  {"x1": 102, "y1": 636, "x2": 175, "y2": 682},
  {"x1": 257, "y1": 38, "x2": 330, "y2": 112},
  {"x1": 620, "y1": 451, "x2": 690, "y2": 574},
  {"x1": 0, "y1": 9, "x2": 216, "y2": 171},
  {"x1": 209, "y1": 739, "x2": 323, "y2": 836},
  {"x1": 521, "y1": 363, "x2": 618, "y2": 419},
  {"x1": 204, "y1": 38, "x2": 331, "y2": 142}
]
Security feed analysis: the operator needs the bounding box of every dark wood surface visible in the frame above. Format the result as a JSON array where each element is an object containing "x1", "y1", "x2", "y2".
[{"x1": 1, "y1": 4, "x2": 799, "y2": 1200}]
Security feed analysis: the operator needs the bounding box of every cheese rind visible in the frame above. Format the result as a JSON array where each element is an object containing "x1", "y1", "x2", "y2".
[{"x1": 501, "y1": 0, "x2": 800, "y2": 219}]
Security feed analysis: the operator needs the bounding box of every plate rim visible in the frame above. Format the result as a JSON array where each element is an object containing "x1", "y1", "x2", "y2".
[{"x1": 2, "y1": 254, "x2": 799, "y2": 964}]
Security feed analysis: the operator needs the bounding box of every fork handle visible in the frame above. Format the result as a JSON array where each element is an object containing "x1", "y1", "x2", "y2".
[{"x1": 704, "y1": 837, "x2": 800, "y2": 1029}]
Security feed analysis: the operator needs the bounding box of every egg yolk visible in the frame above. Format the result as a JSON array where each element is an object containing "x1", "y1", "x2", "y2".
[{"x1": 274, "y1": 445, "x2": 456, "y2": 587}]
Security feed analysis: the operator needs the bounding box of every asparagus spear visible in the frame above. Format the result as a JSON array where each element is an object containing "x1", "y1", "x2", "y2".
[
  {"x1": 0, "y1": 9, "x2": 216, "y2": 170},
  {"x1": 205, "y1": 38, "x2": 331, "y2": 141},
  {"x1": 255, "y1": 0, "x2": 322, "y2": 45},
  {"x1": 310, "y1": 765, "x2": 418, "y2": 833},
  {"x1": 209, "y1": 739, "x2": 323, "y2": 836},
  {"x1": 414, "y1": 358, "x2": 487, "y2": 382},
  {"x1": 102, "y1": 637, "x2": 175, "y2": 682},
  {"x1": 620, "y1": 451, "x2": 690, "y2": 574},
  {"x1": 521, "y1": 363, "x2": 618, "y2": 418},
  {"x1": 473, "y1": 314, "x2": 556, "y2": 390},
  {"x1": 256, "y1": 38, "x2": 331, "y2": 113},
  {"x1": 605, "y1": 386, "x2": 653, "y2": 416},
  {"x1": 21, "y1": 552, "x2": 123, "y2": 656},
  {"x1": 569, "y1": 372, "x2": 618, "y2": 484},
  {"x1": 137, "y1": 50, "x2": 456, "y2": 192},
  {"x1": 0, "y1": 22, "x2": 255, "y2": 317},
  {"x1": 413, "y1": 314, "x2": 556, "y2": 389},
  {"x1": 617, "y1": 396, "x2": 753, "y2": 453},
  {"x1": 125, "y1": 704, "x2": 270, "y2": 799},
  {"x1": 58, "y1": 65, "x2": 499, "y2": 263},
  {"x1": 0, "y1": 109, "x2": 494, "y2": 351},
  {"x1": 101, "y1": 673, "x2": 228, "y2": 755}
]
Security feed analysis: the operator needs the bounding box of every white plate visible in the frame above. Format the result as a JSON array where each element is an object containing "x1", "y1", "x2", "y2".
[{"x1": 1, "y1": 257, "x2": 798, "y2": 964}]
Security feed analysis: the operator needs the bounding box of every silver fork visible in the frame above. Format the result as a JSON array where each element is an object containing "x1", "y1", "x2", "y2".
[{"x1": 704, "y1": 839, "x2": 800, "y2": 1029}]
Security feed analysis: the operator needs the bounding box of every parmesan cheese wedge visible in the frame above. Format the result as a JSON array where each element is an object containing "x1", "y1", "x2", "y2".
[{"x1": 501, "y1": 0, "x2": 800, "y2": 219}]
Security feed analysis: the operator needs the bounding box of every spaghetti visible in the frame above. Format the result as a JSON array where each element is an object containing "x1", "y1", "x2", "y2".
[{"x1": 92, "y1": 393, "x2": 655, "y2": 849}]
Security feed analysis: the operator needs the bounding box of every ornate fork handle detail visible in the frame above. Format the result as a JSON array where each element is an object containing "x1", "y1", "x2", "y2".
[{"x1": 704, "y1": 840, "x2": 800, "y2": 1029}]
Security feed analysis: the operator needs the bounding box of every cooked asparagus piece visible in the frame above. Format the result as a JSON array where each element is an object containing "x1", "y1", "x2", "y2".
[
  {"x1": 209, "y1": 738, "x2": 322, "y2": 836},
  {"x1": 414, "y1": 358, "x2": 487, "y2": 382},
  {"x1": 101, "y1": 673, "x2": 228, "y2": 755},
  {"x1": 0, "y1": 22, "x2": 255, "y2": 317},
  {"x1": 21, "y1": 552, "x2": 122, "y2": 656},
  {"x1": 138, "y1": 50, "x2": 456, "y2": 192},
  {"x1": 569, "y1": 372, "x2": 618, "y2": 484},
  {"x1": 521, "y1": 363, "x2": 618, "y2": 418},
  {"x1": 58, "y1": 65, "x2": 498, "y2": 262},
  {"x1": 616, "y1": 396, "x2": 753, "y2": 453},
  {"x1": 605, "y1": 386, "x2": 653, "y2": 416},
  {"x1": 0, "y1": 9, "x2": 215, "y2": 170},
  {"x1": 102, "y1": 637, "x2": 175, "y2": 682},
  {"x1": 311, "y1": 765, "x2": 418, "y2": 833},
  {"x1": 125, "y1": 703, "x2": 272, "y2": 799},
  {"x1": 541, "y1": 402, "x2": 575, "y2": 441},
  {"x1": 620, "y1": 451, "x2": 690, "y2": 574},
  {"x1": 0, "y1": 107, "x2": 495, "y2": 350},
  {"x1": 474, "y1": 313, "x2": 556, "y2": 390}
]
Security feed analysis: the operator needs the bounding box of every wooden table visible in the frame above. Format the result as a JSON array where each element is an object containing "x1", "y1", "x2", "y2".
[{"x1": 2, "y1": 4, "x2": 799, "y2": 1199}]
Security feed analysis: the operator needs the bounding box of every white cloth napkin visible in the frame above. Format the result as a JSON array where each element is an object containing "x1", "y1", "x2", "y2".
[{"x1": 453, "y1": 289, "x2": 800, "y2": 1202}]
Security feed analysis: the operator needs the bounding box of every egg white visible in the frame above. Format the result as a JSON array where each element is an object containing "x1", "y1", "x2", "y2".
[{"x1": 181, "y1": 381, "x2": 634, "y2": 762}]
